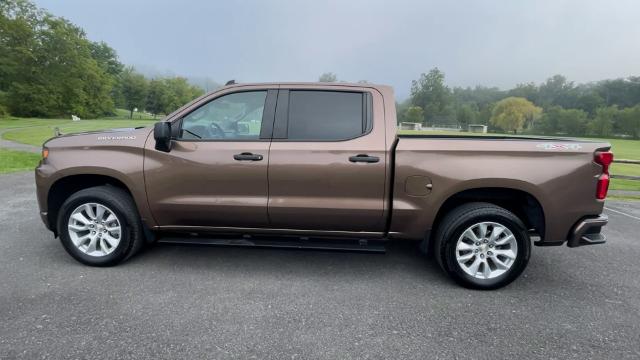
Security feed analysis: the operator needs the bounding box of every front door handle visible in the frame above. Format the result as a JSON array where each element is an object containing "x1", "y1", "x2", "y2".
[
  {"x1": 349, "y1": 154, "x2": 380, "y2": 163},
  {"x1": 233, "y1": 152, "x2": 263, "y2": 161}
]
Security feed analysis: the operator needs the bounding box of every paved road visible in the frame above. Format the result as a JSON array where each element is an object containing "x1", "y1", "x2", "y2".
[
  {"x1": 0, "y1": 128, "x2": 41, "y2": 153},
  {"x1": 1, "y1": 172, "x2": 639, "y2": 359}
]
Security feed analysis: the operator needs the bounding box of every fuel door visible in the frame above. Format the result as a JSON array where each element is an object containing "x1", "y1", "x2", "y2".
[{"x1": 405, "y1": 176, "x2": 433, "y2": 196}]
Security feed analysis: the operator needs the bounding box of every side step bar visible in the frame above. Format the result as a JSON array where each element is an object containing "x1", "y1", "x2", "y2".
[{"x1": 158, "y1": 234, "x2": 387, "y2": 253}]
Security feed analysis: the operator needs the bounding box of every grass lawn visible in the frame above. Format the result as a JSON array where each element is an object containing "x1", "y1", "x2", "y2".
[
  {"x1": 2, "y1": 119, "x2": 155, "y2": 146},
  {"x1": 611, "y1": 163, "x2": 640, "y2": 177},
  {"x1": 109, "y1": 108, "x2": 159, "y2": 120},
  {"x1": 0, "y1": 113, "x2": 156, "y2": 174},
  {"x1": 0, "y1": 149, "x2": 41, "y2": 174},
  {"x1": 606, "y1": 138, "x2": 640, "y2": 160},
  {"x1": 0, "y1": 117, "x2": 70, "y2": 130},
  {"x1": 610, "y1": 164, "x2": 640, "y2": 191},
  {"x1": 611, "y1": 178, "x2": 640, "y2": 191},
  {"x1": 608, "y1": 194, "x2": 640, "y2": 201},
  {"x1": 0, "y1": 108, "x2": 157, "y2": 147}
]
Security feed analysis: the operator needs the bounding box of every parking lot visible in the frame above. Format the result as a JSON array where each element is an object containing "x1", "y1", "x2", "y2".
[{"x1": 1, "y1": 171, "x2": 639, "y2": 359}]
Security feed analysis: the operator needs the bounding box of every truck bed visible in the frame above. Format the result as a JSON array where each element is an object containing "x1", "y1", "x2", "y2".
[
  {"x1": 398, "y1": 133, "x2": 602, "y2": 142},
  {"x1": 389, "y1": 136, "x2": 610, "y2": 244}
]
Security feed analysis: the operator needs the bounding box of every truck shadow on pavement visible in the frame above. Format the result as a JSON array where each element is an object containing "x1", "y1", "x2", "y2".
[
  {"x1": 47, "y1": 237, "x2": 461, "y2": 286},
  {"x1": 144, "y1": 241, "x2": 444, "y2": 279},
  {"x1": 42, "y1": 232, "x2": 585, "y2": 292}
]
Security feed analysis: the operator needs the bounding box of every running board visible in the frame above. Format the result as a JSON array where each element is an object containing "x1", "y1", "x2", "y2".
[{"x1": 158, "y1": 234, "x2": 386, "y2": 253}]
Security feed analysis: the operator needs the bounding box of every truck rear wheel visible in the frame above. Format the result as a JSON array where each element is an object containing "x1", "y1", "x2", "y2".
[
  {"x1": 57, "y1": 186, "x2": 145, "y2": 266},
  {"x1": 433, "y1": 202, "x2": 531, "y2": 289}
]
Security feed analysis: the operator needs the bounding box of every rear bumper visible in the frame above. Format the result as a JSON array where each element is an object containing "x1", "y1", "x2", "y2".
[{"x1": 567, "y1": 215, "x2": 608, "y2": 248}]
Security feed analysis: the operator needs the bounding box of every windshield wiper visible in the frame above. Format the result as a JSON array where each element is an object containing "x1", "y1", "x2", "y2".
[{"x1": 183, "y1": 129, "x2": 202, "y2": 139}]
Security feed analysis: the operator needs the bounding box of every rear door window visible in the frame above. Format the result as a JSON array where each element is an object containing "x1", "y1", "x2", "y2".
[{"x1": 286, "y1": 91, "x2": 369, "y2": 141}]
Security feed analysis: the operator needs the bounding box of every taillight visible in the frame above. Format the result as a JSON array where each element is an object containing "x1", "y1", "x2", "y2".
[{"x1": 594, "y1": 151, "x2": 613, "y2": 200}]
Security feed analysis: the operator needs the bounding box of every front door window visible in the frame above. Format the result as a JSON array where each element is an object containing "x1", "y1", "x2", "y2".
[{"x1": 180, "y1": 91, "x2": 267, "y2": 140}]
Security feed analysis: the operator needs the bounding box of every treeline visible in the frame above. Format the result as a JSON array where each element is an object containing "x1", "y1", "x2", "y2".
[
  {"x1": 399, "y1": 69, "x2": 640, "y2": 139},
  {"x1": 116, "y1": 68, "x2": 204, "y2": 119},
  {"x1": 0, "y1": 0, "x2": 206, "y2": 119}
]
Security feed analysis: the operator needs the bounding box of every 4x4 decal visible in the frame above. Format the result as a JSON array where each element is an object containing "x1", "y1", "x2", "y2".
[{"x1": 536, "y1": 143, "x2": 582, "y2": 150}]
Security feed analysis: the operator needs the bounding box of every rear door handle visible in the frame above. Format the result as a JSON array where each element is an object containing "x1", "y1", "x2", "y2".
[
  {"x1": 349, "y1": 154, "x2": 380, "y2": 163},
  {"x1": 233, "y1": 152, "x2": 263, "y2": 161}
]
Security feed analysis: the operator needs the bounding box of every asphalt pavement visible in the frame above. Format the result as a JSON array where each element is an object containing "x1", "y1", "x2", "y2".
[{"x1": 1, "y1": 171, "x2": 639, "y2": 359}]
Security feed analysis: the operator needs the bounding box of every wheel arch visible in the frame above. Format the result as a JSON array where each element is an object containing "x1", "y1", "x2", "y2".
[
  {"x1": 428, "y1": 186, "x2": 546, "y2": 247},
  {"x1": 47, "y1": 174, "x2": 136, "y2": 234}
]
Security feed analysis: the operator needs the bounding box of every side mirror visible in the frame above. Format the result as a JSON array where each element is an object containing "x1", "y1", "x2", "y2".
[{"x1": 154, "y1": 122, "x2": 172, "y2": 152}]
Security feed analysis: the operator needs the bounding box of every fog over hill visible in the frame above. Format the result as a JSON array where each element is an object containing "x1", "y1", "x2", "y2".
[{"x1": 34, "y1": 0, "x2": 640, "y2": 99}]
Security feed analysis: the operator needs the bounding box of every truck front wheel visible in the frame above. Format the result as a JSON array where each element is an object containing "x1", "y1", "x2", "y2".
[
  {"x1": 56, "y1": 186, "x2": 145, "y2": 266},
  {"x1": 433, "y1": 202, "x2": 531, "y2": 289}
]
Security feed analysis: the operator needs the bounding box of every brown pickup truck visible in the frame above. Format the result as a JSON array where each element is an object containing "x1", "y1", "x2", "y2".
[{"x1": 35, "y1": 82, "x2": 613, "y2": 289}]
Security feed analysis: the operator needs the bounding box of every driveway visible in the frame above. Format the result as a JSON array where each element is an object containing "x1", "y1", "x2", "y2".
[
  {"x1": 1, "y1": 171, "x2": 639, "y2": 359},
  {"x1": 0, "y1": 128, "x2": 41, "y2": 153}
]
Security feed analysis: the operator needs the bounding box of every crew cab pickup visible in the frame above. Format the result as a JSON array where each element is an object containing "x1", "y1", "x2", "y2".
[{"x1": 35, "y1": 82, "x2": 612, "y2": 289}]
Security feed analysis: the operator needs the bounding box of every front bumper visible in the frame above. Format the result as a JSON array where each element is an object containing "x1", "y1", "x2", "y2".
[
  {"x1": 567, "y1": 215, "x2": 608, "y2": 247},
  {"x1": 39, "y1": 211, "x2": 51, "y2": 230},
  {"x1": 35, "y1": 164, "x2": 54, "y2": 232}
]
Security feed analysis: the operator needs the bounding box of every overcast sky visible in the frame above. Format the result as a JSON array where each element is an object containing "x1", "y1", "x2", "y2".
[{"x1": 35, "y1": 0, "x2": 640, "y2": 99}]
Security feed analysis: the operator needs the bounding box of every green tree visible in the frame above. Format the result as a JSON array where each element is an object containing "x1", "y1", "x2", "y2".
[
  {"x1": 404, "y1": 106, "x2": 424, "y2": 124},
  {"x1": 595, "y1": 77, "x2": 640, "y2": 108},
  {"x1": 617, "y1": 105, "x2": 640, "y2": 139},
  {"x1": 558, "y1": 108, "x2": 588, "y2": 136},
  {"x1": 477, "y1": 105, "x2": 493, "y2": 126},
  {"x1": 490, "y1": 97, "x2": 542, "y2": 134},
  {"x1": 588, "y1": 106, "x2": 616, "y2": 137},
  {"x1": 0, "y1": 99, "x2": 8, "y2": 117},
  {"x1": 89, "y1": 41, "x2": 123, "y2": 77},
  {"x1": 575, "y1": 91, "x2": 605, "y2": 116},
  {"x1": 0, "y1": 0, "x2": 40, "y2": 92},
  {"x1": 453, "y1": 85, "x2": 503, "y2": 107},
  {"x1": 508, "y1": 82, "x2": 539, "y2": 104},
  {"x1": 535, "y1": 106, "x2": 589, "y2": 136},
  {"x1": 119, "y1": 67, "x2": 148, "y2": 118},
  {"x1": 395, "y1": 99, "x2": 411, "y2": 124},
  {"x1": 143, "y1": 76, "x2": 204, "y2": 118},
  {"x1": 318, "y1": 72, "x2": 337, "y2": 82},
  {"x1": 146, "y1": 79, "x2": 168, "y2": 118},
  {"x1": 455, "y1": 104, "x2": 478, "y2": 130},
  {"x1": 161, "y1": 77, "x2": 204, "y2": 114},
  {"x1": 538, "y1": 74, "x2": 577, "y2": 108},
  {"x1": 410, "y1": 68, "x2": 451, "y2": 123},
  {"x1": 1, "y1": 0, "x2": 114, "y2": 118},
  {"x1": 535, "y1": 106, "x2": 562, "y2": 135}
]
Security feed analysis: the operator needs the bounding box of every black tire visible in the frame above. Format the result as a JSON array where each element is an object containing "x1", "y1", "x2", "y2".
[
  {"x1": 433, "y1": 202, "x2": 531, "y2": 290},
  {"x1": 57, "y1": 186, "x2": 145, "y2": 266}
]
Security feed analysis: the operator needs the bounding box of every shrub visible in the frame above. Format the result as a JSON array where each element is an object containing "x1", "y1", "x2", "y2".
[{"x1": 0, "y1": 103, "x2": 9, "y2": 118}]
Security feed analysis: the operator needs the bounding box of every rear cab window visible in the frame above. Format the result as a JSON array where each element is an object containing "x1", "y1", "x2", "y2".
[{"x1": 276, "y1": 90, "x2": 372, "y2": 141}]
